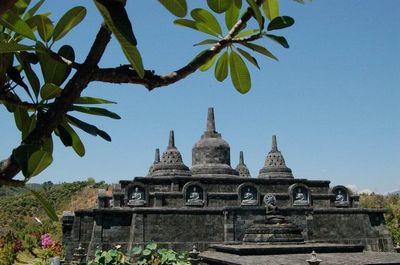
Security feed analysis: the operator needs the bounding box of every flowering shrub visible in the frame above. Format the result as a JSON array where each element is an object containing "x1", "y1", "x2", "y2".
[{"x1": 41, "y1": 233, "x2": 54, "y2": 249}]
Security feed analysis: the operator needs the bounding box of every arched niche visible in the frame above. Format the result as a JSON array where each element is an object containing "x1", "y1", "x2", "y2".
[
  {"x1": 289, "y1": 184, "x2": 311, "y2": 207},
  {"x1": 330, "y1": 185, "x2": 351, "y2": 207},
  {"x1": 183, "y1": 182, "x2": 206, "y2": 207},
  {"x1": 126, "y1": 182, "x2": 147, "y2": 207},
  {"x1": 237, "y1": 183, "x2": 259, "y2": 206}
]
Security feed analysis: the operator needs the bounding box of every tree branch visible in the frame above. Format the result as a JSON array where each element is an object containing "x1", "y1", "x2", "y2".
[
  {"x1": 0, "y1": 24, "x2": 112, "y2": 183},
  {"x1": 91, "y1": 0, "x2": 264, "y2": 90}
]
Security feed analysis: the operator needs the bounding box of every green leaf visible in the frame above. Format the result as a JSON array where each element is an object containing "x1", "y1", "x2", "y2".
[
  {"x1": 59, "y1": 121, "x2": 86, "y2": 156},
  {"x1": 0, "y1": 10, "x2": 36, "y2": 41},
  {"x1": 267, "y1": 16, "x2": 295, "y2": 31},
  {"x1": 14, "y1": 107, "x2": 29, "y2": 132},
  {"x1": 225, "y1": 0, "x2": 241, "y2": 30},
  {"x1": 174, "y1": 19, "x2": 218, "y2": 37},
  {"x1": 11, "y1": 0, "x2": 31, "y2": 15},
  {"x1": 55, "y1": 126, "x2": 73, "y2": 147},
  {"x1": 234, "y1": 29, "x2": 258, "y2": 38},
  {"x1": 53, "y1": 6, "x2": 86, "y2": 41},
  {"x1": 266, "y1": 33, "x2": 289, "y2": 48},
  {"x1": 31, "y1": 15, "x2": 54, "y2": 42},
  {"x1": 40, "y1": 83, "x2": 62, "y2": 100},
  {"x1": 6, "y1": 66, "x2": 32, "y2": 100},
  {"x1": 246, "y1": 0, "x2": 263, "y2": 30},
  {"x1": 13, "y1": 145, "x2": 32, "y2": 176},
  {"x1": 26, "y1": 188, "x2": 58, "y2": 221},
  {"x1": 240, "y1": 42, "x2": 278, "y2": 61},
  {"x1": 142, "y1": 249, "x2": 152, "y2": 256},
  {"x1": 262, "y1": 0, "x2": 279, "y2": 21},
  {"x1": 37, "y1": 43, "x2": 75, "y2": 86},
  {"x1": 237, "y1": 47, "x2": 260, "y2": 69},
  {"x1": 207, "y1": 0, "x2": 231, "y2": 13},
  {"x1": 42, "y1": 136, "x2": 53, "y2": 154},
  {"x1": 147, "y1": 243, "x2": 157, "y2": 250},
  {"x1": 214, "y1": 51, "x2": 229, "y2": 82},
  {"x1": 191, "y1": 8, "x2": 222, "y2": 36},
  {"x1": 158, "y1": 0, "x2": 187, "y2": 18},
  {"x1": 19, "y1": 54, "x2": 40, "y2": 97},
  {"x1": 23, "y1": 0, "x2": 45, "y2": 20},
  {"x1": 131, "y1": 246, "x2": 142, "y2": 256},
  {"x1": 67, "y1": 114, "x2": 112, "y2": 142},
  {"x1": 27, "y1": 150, "x2": 53, "y2": 177},
  {"x1": 74, "y1": 97, "x2": 116, "y2": 105},
  {"x1": 94, "y1": 0, "x2": 144, "y2": 78},
  {"x1": 71, "y1": 106, "x2": 121, "y2": 119},
  {"x1": 199, "y1": 53, "x2": 218, "y2": 72},
  {"x1": 229, "y1": 50, "x2": 251, "y2": 93},
  {"x1": 0, "y1": 41, "x2": 34, "y2": 53},
  {"x1": 193, "y1": 39, "x2": 219, "y2": 46},
  {"x1": 21, "y1": 113, "x2": 36, "y2": 140}
]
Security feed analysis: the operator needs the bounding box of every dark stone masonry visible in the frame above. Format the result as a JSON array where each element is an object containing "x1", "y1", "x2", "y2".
[{"x1": 62, "y1": 108, "x2": 399, "y2": 264}]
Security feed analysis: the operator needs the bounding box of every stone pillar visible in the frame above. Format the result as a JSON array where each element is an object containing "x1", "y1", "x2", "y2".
[
  {"x1": 98, "y1": 189, "x2": 108, "y2": 208},
  {"x1": 223, "y1": 210, "x2": 234, "y2": 243},
  {"x1": 112, "y1": 184, "x2": 124, "y2": 207},
  {"x1": 62, "y1": 211, "x2": 75, "y2": 261},
  {"x1": 87, "y1": 213, "x2": 103, "y2": 260}
]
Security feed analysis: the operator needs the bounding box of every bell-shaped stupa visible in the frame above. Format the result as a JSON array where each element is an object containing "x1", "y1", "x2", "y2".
[
  {"x1": 258, "y1": 135, "x2": 293, "y2": 179},
  {"x1": 149, "y1": 130, "x2": 191, "y2": 177},
  {"x1": 235, "y1": 151, "x2": 251, "y2": 177},
  {"x1": 191, "y1": 108, "x2": 238, "y2": 176}
]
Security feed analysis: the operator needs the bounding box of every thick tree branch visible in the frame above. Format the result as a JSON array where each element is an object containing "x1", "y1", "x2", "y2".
[
  {"x1": 91, "y1": 0, "x2": 264, "y2": 90},
  {"x1": 0, "y1": 24, "x2": 112, "y2": 183}
]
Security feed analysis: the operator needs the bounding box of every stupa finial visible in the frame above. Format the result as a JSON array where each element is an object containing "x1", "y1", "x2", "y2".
[
  {"x1": 206, "y1": 107, "x2": 216, "y2": 132},
  {"x1": 168, "y1": 130, "x2": 175, "y2": 149},
  {"x1": 272, "y1": 135, "x2": 278, "y2": 152},
  {"x1": 154, "y1": 148, "x2": 160, "y2": 163},
  {"x1": 239, "y1": 151, "x2": 245, "y2": 165}
]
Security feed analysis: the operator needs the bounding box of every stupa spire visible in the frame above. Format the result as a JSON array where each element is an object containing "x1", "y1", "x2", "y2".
[
  {"x1": 239, "y1": 151, "x2": 245, "y2": 164},
  {"x1": 206, "y1": 107, "x2": 216, "y2": 132},
  {"x1": 272, "y1": 135, "x2": 278, "y2": 152},
  {"x1": 168, "y1": 130, "x2": 176, "y2": 149},
  {"x1": 154, "y1": 148, "x2": 160, "y2": 163}
]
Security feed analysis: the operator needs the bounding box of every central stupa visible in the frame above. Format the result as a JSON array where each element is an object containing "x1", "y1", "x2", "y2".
[{"x1": 191, "y1": 108, "x2": 238, "y2": 177}]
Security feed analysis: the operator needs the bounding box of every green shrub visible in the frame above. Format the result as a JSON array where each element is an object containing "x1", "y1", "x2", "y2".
[
  {"x1": 0, "y1": 241, "x2": 16, "y2": 265},
  {"x1": 88, "y1": 247, "x2": 129, "y2": 265},
  {"x1": 131, "y1": 243, "x2": 190, "y2": 265}
]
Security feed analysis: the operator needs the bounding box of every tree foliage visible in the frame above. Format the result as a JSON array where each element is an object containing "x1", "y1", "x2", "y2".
[
  {"x1": 0, "y1": 0, "x2": 297, "y2": 186},
  {"x1": 360, "y1": 193, "x2": 400, "y2": 245}
]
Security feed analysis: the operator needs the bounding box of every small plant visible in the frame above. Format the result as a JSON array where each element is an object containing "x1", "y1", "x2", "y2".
[
  {"x1": 41, "y1": 233, "x2": 54, "y2": 249},
  {"x1": 131, "y1": 243, "x2": 190, "y2": 265},
  {"x1": 88, "y1": 246, "x2": 129, "y2": 265}
]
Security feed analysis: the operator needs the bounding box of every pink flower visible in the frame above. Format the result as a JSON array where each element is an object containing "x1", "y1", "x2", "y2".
[{"x1": 41, "y1": 233, "x2": 53, "y2": 249}]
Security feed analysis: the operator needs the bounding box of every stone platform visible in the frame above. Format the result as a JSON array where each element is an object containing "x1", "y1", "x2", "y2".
[
  {"x1": 209, "y1": 243, "x2": 365, "y2": 255},
  {"x1": 200, "y1": 250, "x2": 400, "y2": 265}
]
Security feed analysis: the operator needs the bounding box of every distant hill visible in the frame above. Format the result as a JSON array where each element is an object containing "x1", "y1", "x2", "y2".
[{"x1": 0, "y1": 180, "x2": 108, "y2": 236}]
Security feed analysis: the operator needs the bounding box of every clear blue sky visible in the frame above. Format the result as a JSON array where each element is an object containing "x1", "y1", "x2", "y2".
[{"x1": 1, "y1": 1, "x2": 399, "y2": 194}]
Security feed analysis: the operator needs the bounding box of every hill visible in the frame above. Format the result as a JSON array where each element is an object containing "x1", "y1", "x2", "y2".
[{"x1": 0, "y1": 180, "x2": 107, "y2": 237}]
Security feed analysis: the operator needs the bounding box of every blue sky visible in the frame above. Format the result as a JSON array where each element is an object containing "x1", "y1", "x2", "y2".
[{"x1": 1, "y1": 1, "x2": 399, "y2": 194}]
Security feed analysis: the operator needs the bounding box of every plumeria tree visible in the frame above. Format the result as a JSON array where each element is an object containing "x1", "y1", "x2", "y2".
[{"x1": 0, "y1": 0, "x2": 298, "y2": 189}]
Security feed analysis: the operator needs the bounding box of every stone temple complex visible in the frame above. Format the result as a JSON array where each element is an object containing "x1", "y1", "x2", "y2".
[{"x1": 62, "y1": 108, "x2": 399, "y2": 264}]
